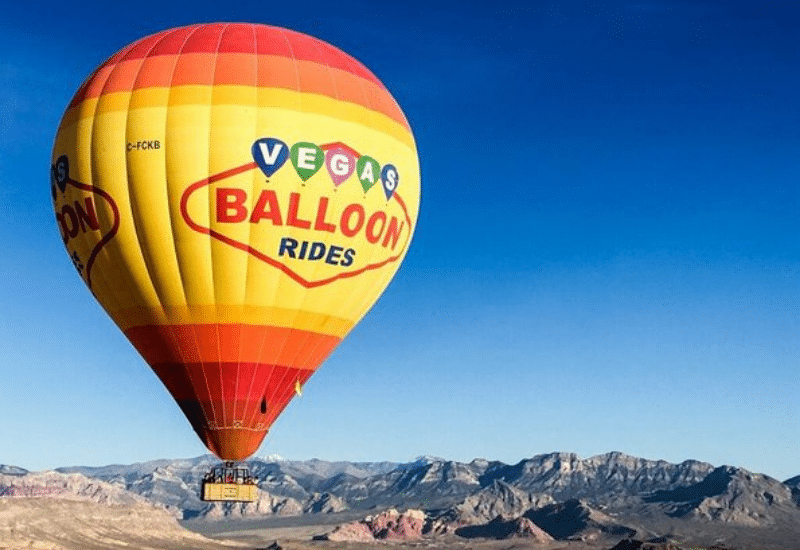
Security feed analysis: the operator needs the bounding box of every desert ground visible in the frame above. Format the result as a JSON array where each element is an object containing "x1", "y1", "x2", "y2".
[
  {"x1": 0, "y1": 499, "x2": 788, "y2": 550},
  {"x1": 183, "y1": 512, "x2": 792, "y2": 550}
]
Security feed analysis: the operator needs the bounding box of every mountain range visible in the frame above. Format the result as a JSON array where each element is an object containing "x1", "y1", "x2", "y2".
[{"x1": 3, "y1": 451, "x2": 800, "y2": 548}]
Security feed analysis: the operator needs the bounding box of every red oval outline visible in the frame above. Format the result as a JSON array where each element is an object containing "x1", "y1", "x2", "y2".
[
  {"x1": 63, "y1": 178, "x2": 121, "y2": 291},
  {"x1": 179, "y1": 162, "x2": 412, "y2": 289}
]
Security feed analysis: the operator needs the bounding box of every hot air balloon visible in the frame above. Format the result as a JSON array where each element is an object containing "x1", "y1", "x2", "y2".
[{"x1": 50, "y1": 23, "x2": 419, "y2": 501}]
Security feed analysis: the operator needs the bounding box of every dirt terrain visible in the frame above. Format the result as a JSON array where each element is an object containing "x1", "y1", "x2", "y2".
[
  {"x1": 183, "y1": 512, "x2": 742, "y2": 550},
  {"x1": 0, "y1": 497, "x2": 242, "y2": 550},
  {"x1": 0, "y1": 500, "x2": 781, "y2": 550}
]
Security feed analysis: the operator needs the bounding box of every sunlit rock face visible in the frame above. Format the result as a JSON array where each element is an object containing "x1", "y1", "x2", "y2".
[
  {"x1": 318, "y1": 508, "x2": 427, "y2": 541},
  {"x1": 0, "y1": 468, "x2": 224, "y2": 550}
]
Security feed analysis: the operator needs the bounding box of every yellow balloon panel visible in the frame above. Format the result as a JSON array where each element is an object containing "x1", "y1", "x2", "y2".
[{"x1": 55, "y1": 98, "x2": 418, "y2": 329}]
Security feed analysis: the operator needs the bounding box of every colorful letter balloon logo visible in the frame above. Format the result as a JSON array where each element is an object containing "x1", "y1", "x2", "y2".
[
  {"x1": 290, "y1": 142, "x2": 324, "y2": 181},
  {"x1": 356, "y1": 156, "x2": 380, "y2": 193},
  {"x1": 252, "y1": 138, "x2": 289, "y2": 177},
  {"x1": 325, "y1": 147, "x2": 356, "y2": 186},
  {"x1": 381, "y1": 164, "x2": 399, "y2": 200}
]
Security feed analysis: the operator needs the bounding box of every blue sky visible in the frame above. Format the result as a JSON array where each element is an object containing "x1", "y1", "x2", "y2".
[{"x1": 1, "y1": 1, "x2": 798, "y2": 480}]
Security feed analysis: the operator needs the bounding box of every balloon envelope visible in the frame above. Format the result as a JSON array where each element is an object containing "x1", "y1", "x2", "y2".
[{"x1": 51, "y1": 23, "x2": 420, "y2": 460}]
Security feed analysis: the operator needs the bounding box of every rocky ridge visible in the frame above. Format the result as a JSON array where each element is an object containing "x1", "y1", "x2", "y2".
[
  {"x1": 317, "y1": 508, "x2": 427, "y2": 542},
  {"x1": 452, "y1": 515, "x2": 554, "y2": 542},
  {"x1": 50, "y1": 452, "x2": 800, "y2": 526},
  {"x1": 0, "y1": 469, "x2": 230, "y2": 550},
  {"x1": 524, "y1": 498, "x2": 637, "y2": 541},
  {"x1": 0, "y1": 469, "x2": 152, "y2": 507},
  {"x1": 5, "y1": 451, "x2": 799, "y2": 547},
  {"x1": 450, "y1": 479, "x2": 554, "y2": 524},
  {"x1": 643, "y1": 465, "x2": 796, "y2": 525}
]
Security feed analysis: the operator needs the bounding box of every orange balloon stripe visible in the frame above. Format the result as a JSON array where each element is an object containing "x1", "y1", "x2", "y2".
[
  {"x1": 109, "y1": 26, "x2": 187, "y2": 63},
  {"x1": 101, "y1": 23, "x2": 384, "y2": 87},
  {"x1": 125, "y1": 324, "x2": 341, "y2": 367},
  {"x1": 262, "y1": 367, "x2": 316, "y2": 425},
  {"x1": 134, "y1": 54, "x2": 182, "y2": 88},
  {"x1": 107, "y1": 304, "x2": 354, "y2": 336},
  {"x1": 156, "y1": 361, "x2": 314, "y2": 459},
  {"x1": 67, "y1": 53, "x2": 407, "y2": 130},
  {"x1": 155, "y1": 362, "x2": 304, "y2": 403},
  {"x1": 200, "y1": 427, "x2": 267, "y2": 461},
  {"x1": 66, "y1": 24, "x2": 405, "y2": 128}
]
